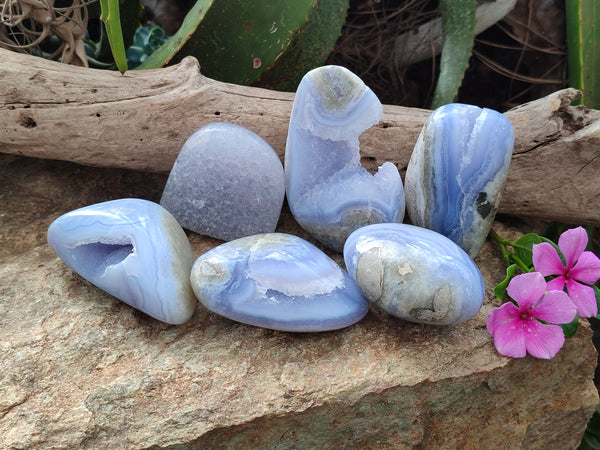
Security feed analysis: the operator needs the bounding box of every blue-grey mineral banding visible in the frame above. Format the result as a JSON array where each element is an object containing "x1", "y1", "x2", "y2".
[
  {"x1": 47, "y1": 198, "x2": 197, "y2": 325},
  {"x1": 190, "y1": 233, "x2": 369, "y2": 332},
  {"x1": 404, "y1": 103, "x2": 514, "y2": 257},
  {"x1": 344, "y1": 223, "x2": 485, "y2": 325},
  {"x1": 285, "y1": 65, "x2": 405, "y2": 252}
]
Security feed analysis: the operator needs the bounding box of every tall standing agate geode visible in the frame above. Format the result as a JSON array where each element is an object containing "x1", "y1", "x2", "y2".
[
  {"x1": 405, "y1": 103, "x2": 514, "y2": 257},
  {"x1": 47, "y1": 198, "x2": 197, "y2": 325},
  {"x1": 285, "y1": 65, "x2": 405, "y2": 252}
]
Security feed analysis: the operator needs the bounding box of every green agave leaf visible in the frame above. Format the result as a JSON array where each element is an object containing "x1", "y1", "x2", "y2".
[
  {"x1": 96, "y1": 0, "x2": 141, "y2": 72},
  {"x1": 136, "y1": 0, "x2": 214, "y2": 70},
  {"x1": 253, "y1": 0, "x2": 350, "y2": 92},
  {"x1": 99, "y1": 0, "x2": 128, "y2": 73},
  {"x1": 566, "y1": 0, "x2": 600, "y2": 109},
  {"x1": 431, "y1": 0, "x2": 476, "y2": 109},
  {"x1": 494, "y1": 263, "x2": 518, "y2": 302},
  {"x1": 173, "y1": 0, "x2": 317, "y2": 85}
]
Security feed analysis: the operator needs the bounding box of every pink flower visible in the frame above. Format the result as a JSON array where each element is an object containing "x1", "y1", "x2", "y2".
[
  {"x1": 532, "y1": 226, "x2": 600, "y2": 318},
  {"x1": 487, "y1": 272, "x2": 576, "y2": 359}
]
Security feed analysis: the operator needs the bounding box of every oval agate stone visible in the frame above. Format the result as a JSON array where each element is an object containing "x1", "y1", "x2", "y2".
[
  {"x1": 47, "y1": 198, "x2": 197, "y2": 325},
  {"x1": 404, "y1": 103, "x2": 514, "y2": 257},
  {"x1": 190, "y1": 233, "x2": 369, "y2": 332},
  {"x1": 285, "y1": 65, "x2": 405, "y2": 252},
  {"x1": 344, "y1": 223, "x2": 485, "y2": 325}
]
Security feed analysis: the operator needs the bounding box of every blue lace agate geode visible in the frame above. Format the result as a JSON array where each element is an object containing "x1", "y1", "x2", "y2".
[
  {"x1": 285, "y1": 65, "x2": 405, "y2": 252},
  {"x1": 47, "y1": 198, "x2": 197, "y2": 324},
  {"x1": 160, "y1": 122, "x2": 285, "y2": 241},
  {"x1": 404, "y1": 103, "x2": 514, "y2": 257},
  {"x1": 190, "y1": 233, "x2": 369, "y2": 332},
  {"x1": 344, "y1": 223, "x2": 485, "y2": 325}
]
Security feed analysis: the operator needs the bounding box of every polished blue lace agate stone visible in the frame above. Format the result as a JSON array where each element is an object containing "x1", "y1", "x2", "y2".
[
  {"x1": 190, "y1": 233, "x2": 369, "y2": 332},
  {"x1": 285, "y1": 65, "x2": 405, "y2": 252},
  {"x1": 344, "y1": 223, "x2": 485, "y2": 325},
  {"x1": 47, "y1": 198, "x2": 197, "y2": 324},
  {"x1": 161, "y1": 122, "x2": 285, "y2": 241},
  {"x1": 404, "y1": 103, "x2": 514, "y2": 257}
]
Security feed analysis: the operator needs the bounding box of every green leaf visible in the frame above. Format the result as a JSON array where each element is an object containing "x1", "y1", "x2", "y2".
[
  {"x1": 594, "y1": 285, "x2": 600, "y2": 320},
  {"x1": 253, "y1": 0, "x2": 350, "y2": 92},
  {"x1": 99, "y1": 0, "x2": 128, "y2": 73},
  {"x1": 566, "y1": 0, "x2": 600, "y2": 109},
  {"x1": 584, "y1": 404, "x2": 600, "y2": 435},
  {"x1": 511, "y1": 233, "x2": 545, "y2": 270},
  {"x1": 136, "y1": 0, "x2": 215, "y2": 70},
  {"x1": 543, "y1": 222, "x2": 595, "y2": 251},
  {"x1": 173, "y1": 0, "x2": 318, "y2": 85},
  {"x1": 127, "y1": 26, "x2": 169, "y2": 69},
  {"x1": 494, "y1": 264, "x2": 518, "y2": 302},
  {"x1": 581, "y1": 423, "x2": 600, "y2": 450},
  {"x1": 560, "y1": 315, "x2": 579, "y2": 339},
  {"x1": 431, "y1": 0, "x2": 476, "y2": 108}
]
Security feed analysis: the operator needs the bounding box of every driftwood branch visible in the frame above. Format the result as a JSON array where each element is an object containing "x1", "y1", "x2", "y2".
[{"x1": 1, "y1": 48, "x2": 599, "y2": 225}]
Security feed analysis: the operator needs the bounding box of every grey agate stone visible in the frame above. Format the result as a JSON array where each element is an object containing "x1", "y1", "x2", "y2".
[
  {"x1": 285, "y1": 65, "x2": 405, "y2": 252},
  {"x1": 404, "y1": 103, "x2": 514, "y2": 257},
  {"x1": 160, "y1": 122, "x2": 285, "y2": 241},
  {"x1": 190, "y1": 233, "x2": 368, "y2": 332},
  {"x1": 344, "y1": 223, "x2": 485, "y2": 325}
]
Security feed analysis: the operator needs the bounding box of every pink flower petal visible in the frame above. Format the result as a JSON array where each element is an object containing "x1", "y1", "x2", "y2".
[
  {"x1": 492, "y1": 318, "x2": 527, "y2": 358},
  {"x1": 546, "y1": 276, "x2": 566, "y2": 292},
  {"x1": 487, "y1": 302, "x2": 520, "y2": 334},
  {"x1": 506, "y1": 272, "x2": 546, "y2": 310},
  {"x1": 532, "y1": 242, "x2": 565, "y2": 277},
  {"x1": 523, "y1": 321, "x2": 566, "y2": 359},
  {"x1": 570, "y1": 251, "x2": 600, "y2": 285},
  {"x1": 530, "y1": 290, "x2": 576, "y2": 324},
  {"x1": 558, "y1": 226, "x2": 588, "y2": 269},
  {"x1": 566, "y1": 279, "x2": 598, "y2": 318}
]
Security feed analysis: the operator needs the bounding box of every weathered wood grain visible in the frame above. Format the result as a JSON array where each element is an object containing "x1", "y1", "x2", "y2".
[{"x1": 1, "y1": 48, "x2": 599, "y2": 225}]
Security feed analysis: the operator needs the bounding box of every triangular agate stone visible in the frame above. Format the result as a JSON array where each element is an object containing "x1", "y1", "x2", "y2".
[{"x1": 47, "y1": 198, "x2": 197, "y2": 324}]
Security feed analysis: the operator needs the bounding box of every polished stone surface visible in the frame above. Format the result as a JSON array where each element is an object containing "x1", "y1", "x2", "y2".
[
  {"x1": 404, "y1": 103, "x2": 514, "y2": 257},
  {"x1": 285, "y1": 65, "x2": 405, "y2": 252},
  {"x1": 190, "y1": 233, "x2": 369, "y2": 331},
  {"x1": 344, "y1": 223, "x2": 485, "y2": 325},
  {"x1": 161, "y1": 122, "x2": 285, "y2": 241},
  {"x1": 47, "y1": 198, "x2": 197, "y2": 324}
]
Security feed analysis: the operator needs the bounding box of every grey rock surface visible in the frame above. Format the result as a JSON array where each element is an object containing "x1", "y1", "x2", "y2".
[{"x1": 0, "y1": 154, "x2": 597, "y2": 449}]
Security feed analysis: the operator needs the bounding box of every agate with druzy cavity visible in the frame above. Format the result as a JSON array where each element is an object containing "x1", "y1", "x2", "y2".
[
  {"x1": 404, "y1": 103, "x2": 514, "y2": 257},
  {"x1": 160, "y1": 122, "x2": 285, "y2": 241},
  {"x1": 344, "y1": 223, "x2": 484, "y2": 325},
  {"x1": 47, "y1": 198, "x2": 197, "y2": 325},
  {"x1": 190, "y1": 233, "x2": 368, "y2": 332},
  {"x1": 285, "y1": 65, "x2": 405, "y2": 252}
]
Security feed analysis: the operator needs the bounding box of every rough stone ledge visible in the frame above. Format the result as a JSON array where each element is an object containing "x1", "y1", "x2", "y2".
[{"x1": 0, "y1": 155, "x2": 597, "y2": 449}]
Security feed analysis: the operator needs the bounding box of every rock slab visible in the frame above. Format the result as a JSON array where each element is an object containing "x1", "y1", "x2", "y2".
[{"x1": 0, "y1": 154, "x2": 597, "y2": 449}]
